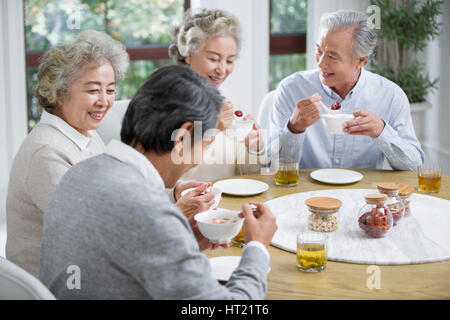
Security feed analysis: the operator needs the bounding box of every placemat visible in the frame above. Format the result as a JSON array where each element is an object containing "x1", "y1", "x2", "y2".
[{"x1": 268, "y1": 189, "x2": 450, "y2": 265}]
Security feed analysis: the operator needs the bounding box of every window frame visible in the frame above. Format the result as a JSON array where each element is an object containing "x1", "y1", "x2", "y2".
[
  {"x1": 269, "y1": 0, "x2": 307, "y2": 55},
  {"x1": 24, "y1": 0, "x2": 191, "y2": 67}
]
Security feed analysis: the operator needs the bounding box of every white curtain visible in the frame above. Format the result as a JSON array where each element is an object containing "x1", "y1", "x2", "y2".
[{"x1": 0, "y1": 0, "x2": 28, "y2": 221}]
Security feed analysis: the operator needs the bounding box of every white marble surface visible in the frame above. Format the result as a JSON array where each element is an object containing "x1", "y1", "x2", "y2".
[{"x1": 267, "y1": 189, "x2": 450, "y2": 265}]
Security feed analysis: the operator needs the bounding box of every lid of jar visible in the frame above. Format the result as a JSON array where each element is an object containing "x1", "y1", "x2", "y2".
[
  {"x1": 365, "y1": 193, "x2": 387, "y2": 204},
  {"x1": 393, "y1": 182, "x2": 414, "y2": 196},
  {"x1": 305, "y1": 197, "x2": 342, "y2": 210},
  {"x1": 376, "y1": 182, "x2": 400, "y2": 193}
]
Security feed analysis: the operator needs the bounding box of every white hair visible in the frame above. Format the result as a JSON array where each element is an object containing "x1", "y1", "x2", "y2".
[
  {"x1": 319, "y1": 10, "x2": 377, "y2": 59},
  {"x1": 36, "y1": 30, "x2": 129, "y2": 113},
  {"x1": 169, "y1": 9, "x2": 242, "y2": 64}
]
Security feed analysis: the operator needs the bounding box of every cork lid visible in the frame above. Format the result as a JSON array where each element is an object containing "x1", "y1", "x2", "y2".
[
  {"x1": 377, "y1": 182, "x2": 400, "y2": 193},
  {"x1": 305, "y1": 197, "x2": 342, "y2": 210},
  {"x1": 365, "y1": 193, "x2": 387, "y2": 204},
  {"x1": 394, "y1": 182, "x2": 414, "y2": 196}
]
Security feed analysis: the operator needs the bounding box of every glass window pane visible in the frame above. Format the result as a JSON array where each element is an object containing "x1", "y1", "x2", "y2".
[
  {"x1": 271, "y1": 0, "x2": 307, "y2": 34},
  {"x1": 269, "y1": 53, "x2": 306, "y2": 91},
  {"x1": 25, "y1": 0, "x2": 184, "y2": 50},
  {"x1": 116, "y1": 59, "x2": 174, "y2": 100},
  {"x1": 105, "y1": 0, "x2": 184, "y2": 46}
]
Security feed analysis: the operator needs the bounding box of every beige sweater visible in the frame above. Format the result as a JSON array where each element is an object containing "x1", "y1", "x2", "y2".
[{"x1": 5, "y1": 111, "x2": 105, "y2": 277}]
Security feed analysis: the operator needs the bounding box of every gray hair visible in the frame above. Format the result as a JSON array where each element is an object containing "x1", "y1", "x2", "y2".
[
  {"x1": 169, "y1": 8, "x2": 242, "y2": 64},
  {"x1": 319, "y1": 10, "x2": 377, "y2": 60},
  {"x1": 121, "y1": 65, "x2": 223, "y2": 154},
  {"x1": 35, "y1": 30, "x2": 129, "y2": 113}
]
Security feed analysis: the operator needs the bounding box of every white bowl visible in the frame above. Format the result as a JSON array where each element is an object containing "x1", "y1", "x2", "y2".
[
  {"x1": 322, "y1": 113, "x2": 354, "y2": 134},
  {"x1": 194, "y1": 208, "x2": 244, "y2": 244},
  {"x1": 180, "y1": 186, "x2": 222, "y2": 210},
  {"x1": 228, "y1": 119, "x2": 254, "y2": 138}
]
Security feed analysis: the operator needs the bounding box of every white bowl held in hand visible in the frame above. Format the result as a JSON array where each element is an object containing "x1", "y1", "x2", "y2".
[
  {"x1": 322, "y1": 113, "x2": 354, "y2": 135},
  {"x1": 194, "y1": 208, "x2": 244, "y2": 244}
]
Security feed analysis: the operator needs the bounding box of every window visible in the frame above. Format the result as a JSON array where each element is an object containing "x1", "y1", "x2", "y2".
[
  {"x1": 269, "y1": 0, "x2": 307, "y2": 90},
  {"x1": 24, "y1": 0, "x2": 190, "y2": 130}
]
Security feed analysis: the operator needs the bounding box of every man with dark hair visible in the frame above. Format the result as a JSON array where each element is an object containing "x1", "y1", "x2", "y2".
[{"x1": 39, "y1": 65, "x2": 277, "y2": 299}]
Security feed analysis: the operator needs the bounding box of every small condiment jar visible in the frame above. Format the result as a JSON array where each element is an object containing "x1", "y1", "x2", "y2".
[
  {"x1": 358, "y1": 194, "x2": 393, "y2": 238},
  {"x1": 377, "y1": 183, "x2": 405, "y2": 226},
  {"x1": 394, "y1": 182, "x2": 414, "y2": 217},
  {"x1": 305, "y1": 197, "x2": 342, "y2": 232}
]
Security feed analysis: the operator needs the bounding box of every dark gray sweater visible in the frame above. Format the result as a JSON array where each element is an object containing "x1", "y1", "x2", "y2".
[{"x1": 39, "y1": 153, "x2": 269, "y2": 299}]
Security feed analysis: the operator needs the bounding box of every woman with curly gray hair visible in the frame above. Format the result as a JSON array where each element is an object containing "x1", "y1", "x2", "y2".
[
  {"x1": 169, "y1": 9, "x2": 266, "y2": 184},
  {"x1": 6, "y1": 30, "x2": 129, "y2": 277}
]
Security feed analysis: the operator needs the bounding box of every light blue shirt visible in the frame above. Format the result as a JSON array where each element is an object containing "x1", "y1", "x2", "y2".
[{"x1": 268, "y1": 68, "x2": 424, "y2": 171}]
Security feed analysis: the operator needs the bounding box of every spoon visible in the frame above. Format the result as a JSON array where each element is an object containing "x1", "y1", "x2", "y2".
[
  {"x1": 320, "y1": 100, "x2": 341, "y2": 114},
  {"x1": 231, "y1": 204, "x2": 258, "y2": 223}
]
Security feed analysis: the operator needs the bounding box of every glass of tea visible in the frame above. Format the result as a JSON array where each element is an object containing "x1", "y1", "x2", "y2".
[
  {"x1": 272, "y1": 135, "x2": 300, "y2": 186},
  {"x1": 231, "y1": 227, "x2": 245, "y2": 247},
  {"x1": 417, "y1": 164, "x2": 441, "y2": 193},
  {"x1": 274, "y1": 161, "x2": 299, "y2": 186},
  {"x1": 296, "y1": 231, "x2": 327, "y2": 272}
]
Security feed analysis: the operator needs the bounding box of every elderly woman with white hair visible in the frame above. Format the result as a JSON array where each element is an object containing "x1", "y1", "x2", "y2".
[
  {"x1": 5, "y1": 30, "x2": 129, "y2": 277},
  {"x1": 269, "y1": 10, "x2": 424, "y2": 171},
  {"x1": 169, "y1": 9, "x2": 266, "y2": 183}
]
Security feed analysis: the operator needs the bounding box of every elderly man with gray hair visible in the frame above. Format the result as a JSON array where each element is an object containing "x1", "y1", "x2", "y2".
[{"x1": 269, "y1": 10, "x2": 424, "y2": 171}]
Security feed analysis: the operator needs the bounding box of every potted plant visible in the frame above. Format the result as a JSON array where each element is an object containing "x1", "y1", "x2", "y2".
[{"x1": 370, "y1": 0, "x2": 443, "y2": 140}]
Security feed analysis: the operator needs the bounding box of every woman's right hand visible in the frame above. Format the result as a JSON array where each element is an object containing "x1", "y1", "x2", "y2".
[{"x1": 217, "y1": 100, "x2": 234, "y2": 132}]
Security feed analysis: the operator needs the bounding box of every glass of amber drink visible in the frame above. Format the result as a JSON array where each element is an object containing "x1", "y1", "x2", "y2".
[
  {"x1": 296, "y1": 231, "x2": 327, "y2": 272},
  {"x1": 274, "y1": 161, "x2": 299, "y2": 186},
  {"x1": 417, "y1": 164, "x2": 441, "y2": 193},
  {"x1": 231, "y1": 227, "x2": 245, "y2": 247}
]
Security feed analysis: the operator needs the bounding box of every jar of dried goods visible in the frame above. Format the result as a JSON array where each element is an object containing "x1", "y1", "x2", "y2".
[
  {"x1": 358, "y1": 193, "x2": 393, "y2": 238},
  {"x1": 377, "y1": 182, "x2": 405, "y2": 225},
  {"x1": 305, "y1": 197, "x2": 342, "y2": 232},
  {"x1": 393, "y1": 182, "x2": 414, "y2": 217}
]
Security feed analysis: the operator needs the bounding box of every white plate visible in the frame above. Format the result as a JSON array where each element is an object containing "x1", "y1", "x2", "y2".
[
  {"x1": 213, "y1": 179, "x2": 269, "y2": 196},
  {"x1": 209, "y1": 256, "x2": 241, "y2": 282},
  {"x1": 310, "y1": 169, "x2": 363, "y2": 184}
]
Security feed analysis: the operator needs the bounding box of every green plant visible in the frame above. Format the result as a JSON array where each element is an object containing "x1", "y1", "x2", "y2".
[{"x1": 371, "y1": 0, "x2": 442, "y2": 103}]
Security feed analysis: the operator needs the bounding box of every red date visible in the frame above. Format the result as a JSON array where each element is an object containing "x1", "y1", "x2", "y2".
[
  {"x1": 331, "y1": 101, "x2": 341, "y2": 110},
  {"x1": 234, "y1": 110, "x2": 243, "y2": 117},
  {"x1": 358, "y1": 207, "x2": 392, "y2": 238}
]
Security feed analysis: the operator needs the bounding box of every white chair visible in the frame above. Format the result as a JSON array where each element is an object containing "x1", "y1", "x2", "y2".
[
  {"x1": 0, "y1": 257, "x2": 56, "y2": 300},
  {"x1": 97, "y1": 99, "x2": 131, "y2": 145},
  {"x1": 256, "y1": 90, "x2": 276, "y2": 132}
]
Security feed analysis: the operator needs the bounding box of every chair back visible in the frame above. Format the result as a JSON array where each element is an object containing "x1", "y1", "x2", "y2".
[
  {"x1": 0, "y1": 257, "x2": 56, "y2": 300},
  {"x1": 256, "y1": 90, "x2": 276, "y2": 132},
  {"x1": 97, "y1": 99, "x2": 131, "y2": 144}
]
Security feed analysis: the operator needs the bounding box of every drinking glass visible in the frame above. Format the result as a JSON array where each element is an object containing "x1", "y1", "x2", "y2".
[
  {"x1": 296, "y1": 231, "x2": 327, "y2": 272},
  {"x1": 272, "y1": 135, "x2": 300, "y2": 186},
  {"x1": 417, "y1": 164, "x2": 441, "y2": 193}
]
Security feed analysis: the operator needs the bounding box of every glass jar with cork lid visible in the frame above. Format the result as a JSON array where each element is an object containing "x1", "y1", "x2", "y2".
[
  {"x1": 394, "y1": 182, "x2": 414, "y2": 217},
  {"x1": 377, "y1": 183, "x2": 405, "y2": 225},
  {"x1": 358, "y1": 193, "x2": 393, "y2": 238},
  {"x1": 305, "y1": 197, "x2": 342, "y2": 232}
]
